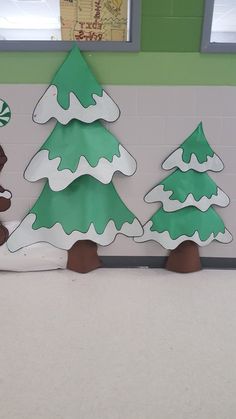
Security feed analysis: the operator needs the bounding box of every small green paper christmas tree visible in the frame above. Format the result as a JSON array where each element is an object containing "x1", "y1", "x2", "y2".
[
  {"x1": 135, "y1": 123, "x2": 232, "y2": 273},
  {"x1": 7, "y1": 44, "x2": 142, "y2": 273}
]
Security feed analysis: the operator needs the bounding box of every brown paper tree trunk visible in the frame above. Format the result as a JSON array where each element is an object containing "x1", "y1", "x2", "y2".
[
  {"x1": 165, "y1": 240, "x2": 201, "y2": 273},
  {"x1": 67, "y1": 240, "x2": 102, "y2": 273}
]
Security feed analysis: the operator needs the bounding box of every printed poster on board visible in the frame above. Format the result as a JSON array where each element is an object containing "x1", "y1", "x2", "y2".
[{"x1": 60, "y1": 0, "x2": 129, "y2": 42}]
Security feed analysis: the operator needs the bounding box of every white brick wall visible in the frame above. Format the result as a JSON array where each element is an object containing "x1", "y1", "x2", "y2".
[{"x1": 0, "y1": 84, "x2": 236, "y2": 257}]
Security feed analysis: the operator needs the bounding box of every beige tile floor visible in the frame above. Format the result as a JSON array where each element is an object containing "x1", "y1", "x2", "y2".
[{"x1": 0, "y1": 268, "x2": 236, "y2": 419}]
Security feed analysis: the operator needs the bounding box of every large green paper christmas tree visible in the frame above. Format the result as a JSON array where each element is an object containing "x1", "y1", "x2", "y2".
[
  {"x1": 7, "y1": 45, "x2": 143, "y2": 273},
  {"x1": 135, "y1": 123, "x2": 232, "y2": 272}
]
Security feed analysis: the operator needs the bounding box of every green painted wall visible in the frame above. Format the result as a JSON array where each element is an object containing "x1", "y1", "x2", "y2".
[
  {"x1": 0, "y1": 0, "x2": 236, "y2": 85},
  {"x1": 142, "y1": 0, "x2": 204, "y2": 52},
  {"x1": 2, "y1": 51, "x2": 236, "y2": 86}
]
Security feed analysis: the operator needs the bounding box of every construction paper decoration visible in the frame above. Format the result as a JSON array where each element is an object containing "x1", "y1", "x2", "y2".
[
  {"x1": 24, "y1": 120, "x2": 136, "y2": 190},
  {"x1": 0, "y1": 221, "x2": 67, "y2": 271},
  {"x1": 0, "y1": 147, "x2": 12, "y2": 213},
  {"x1": 67, "y1": 240, "x2": 102, "y2": 274},
  {"x1": 0, "y1": 99, "x2": 11, "y2": 127},
  {"x1": 145, "y1": 169, "x2": 230, "y2": 212},
  {"x1": 0, "y1": 224, "x2": 9, "y2": 246},
  {"x1": 0, "y1": 185, "x2": 12, "y2": 212},
  {"x1": 7, "y1": 44, "x2": 140, "y2": 273},
  {"x1": 162, "y1": 123, "x2": 224, "y2": 172},
  {"x1": 33, "y1": 44, "x2": 120, "y2": 125},
  {"x1": 165, "y1": 241, "x2": 201, "y2": 273},
  {"x1": 0, "y1": 172, "x2": 10, "y2": 247},
  {"x1": 0, "y1": 145, "x2": 12, "y2": 245},
  {"x1": 0, "y1": 145, "x2": 7, "y2": 171},
  {"x1": 7, "y1": 176, "x2": 143, "y2": 252},
  {"x1": 135, "y1": 206, "x2": 232, "y2": 250},
  {"x1": 135, "y1": 122, "x2": 232, "y2": 254}
]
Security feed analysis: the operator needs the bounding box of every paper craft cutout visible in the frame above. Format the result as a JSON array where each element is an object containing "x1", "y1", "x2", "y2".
[
  {"x1": 135, "y1": 122, "x2": 232, "y2": 273},
  {"x1": 0, "y1": 145, "x2": 7, "y2": 172},
  {"x1": 7, "y1": 44, "x2": 142, "y2": 273},
  {"x1": 33, "y1": 44, "x2": 120, "y2": 125},
  {"x1": 138, "y1": 206, "x2": 231, "y2": 250},
  {"x1": 0, "y1": 185, "x2": 12, "y2": 212},
  {"x1": 0, "y1": 99, "x2": 11, "y2": 127},
  {"x1": 145, "y1": 169, "x2": 229, "y2": 212},
  {"x1": 7, "y1": 176, "x2": 143, "y2": 252},
  {"x1": 67, "y1": 240, "x2": 102, "y2": 274},
  {"x1": 0, "y1": 146, "x2": 12, "y2": 213},
  {"x1": 0, "y1": 225, "x2": 9, "y2": 246},
  {"x1": 0, "y1": 145, "x2": 12, "y2": 245},
  {"x1": 24, "y1": 120, "x2": 136, "y2": 190},
  {"x1": 162, "y1": 123, "x2": 224, "y2": 172},
  {"x1": 0, "y1": 222, "x2": 67, "y2": 271}
]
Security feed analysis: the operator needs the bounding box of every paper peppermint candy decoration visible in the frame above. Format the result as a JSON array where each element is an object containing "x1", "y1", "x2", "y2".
[
  {"x1": 0, "y1": 99, "x2": 11, "y2": 127},
  {"x1": 33, "y1": 44, "x2": 120, "y2": 124},
  {"x1": 135, "y1": 123, "x2": 232, "y2": 273}
]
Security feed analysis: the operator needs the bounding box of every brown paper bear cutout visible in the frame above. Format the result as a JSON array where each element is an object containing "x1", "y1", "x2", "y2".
[
  {"x1": 0, "y1": 146, "x2": 7, "y2": 171},
  {"x1": 0, "y1": 146, "x2": 12, "y2": 245}
]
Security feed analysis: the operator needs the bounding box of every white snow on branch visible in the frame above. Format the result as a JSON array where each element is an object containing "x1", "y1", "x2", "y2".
[
  {"x1": 24, "y1": 145, "x2": 136, "y2": 191},
  {"x1": 162, "y1": 149, "x2": 224, "y2": 172},
  {"x1": 134, "y1": 220, "x2": 232, "y2": 250},
  {"x1": 7, "y1": 214, "x2": 143, "y2": 252},
  {"x1": 33, "y1": 85, "x2": 120, "y2": 124},
  {"x1": 145, "y1": 185, "x2": 230, "y2": 212}
]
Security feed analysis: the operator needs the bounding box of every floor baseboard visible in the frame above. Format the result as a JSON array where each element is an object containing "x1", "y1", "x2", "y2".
[{"x1": 100, "y1": 256, "x2": 236, "y2": 269}]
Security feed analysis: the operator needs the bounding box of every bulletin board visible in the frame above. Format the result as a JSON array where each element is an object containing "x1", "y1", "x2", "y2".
[{"x1": 60, "y1": 0, "x2": 129, "y2": 42}]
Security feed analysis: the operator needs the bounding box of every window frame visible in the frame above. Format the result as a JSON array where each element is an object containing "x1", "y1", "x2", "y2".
[
  {"x1": 201, "y1": 0, "x2": 236, "y2": 52},
  {"x1": 0, "y1": 0, "x2": 141, "y2": 51}
]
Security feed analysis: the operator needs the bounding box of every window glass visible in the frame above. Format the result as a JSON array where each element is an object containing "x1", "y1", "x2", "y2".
[
  {"x1": 0, "y1": 0, "x2": 130, "y2": 42},
  {"x1": 211, "y1": 0, "x2": 236, "y2": 43}
]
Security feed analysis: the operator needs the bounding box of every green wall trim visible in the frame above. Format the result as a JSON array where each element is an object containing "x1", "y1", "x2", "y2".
[{"x1": 1, "y1": 52, "x2": 236, "y2": 85}]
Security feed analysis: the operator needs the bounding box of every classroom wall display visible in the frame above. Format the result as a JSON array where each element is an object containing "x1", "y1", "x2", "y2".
[
  {"x1": 135, "y1": 122, "x2": 233, "y2": 273},
  {"x1": 7, "y1": 44, "x2": 143, "y2": 273}
]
